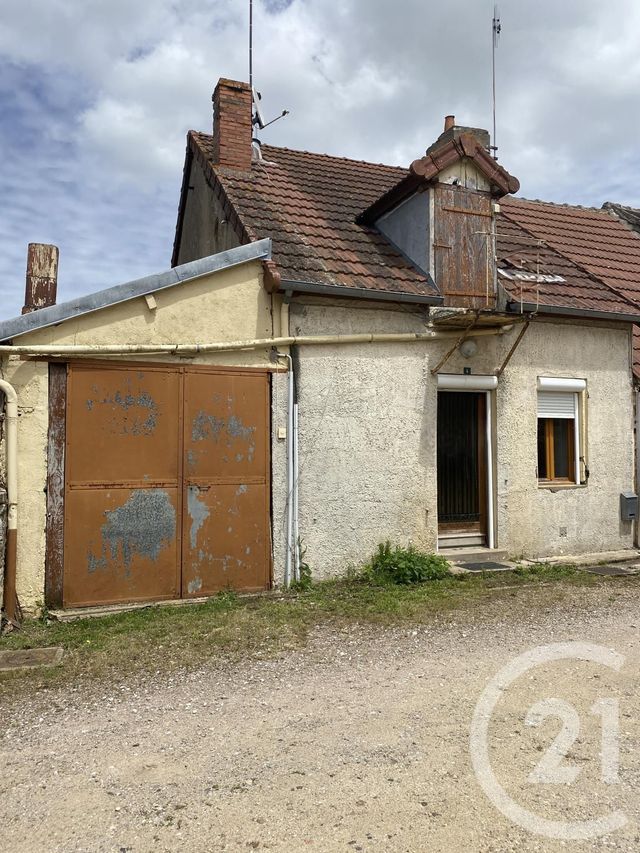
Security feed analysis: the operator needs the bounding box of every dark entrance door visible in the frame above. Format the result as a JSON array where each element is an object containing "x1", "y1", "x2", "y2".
[{"x1": 437, "y1": 391, "x2": 486, "y2": 541}]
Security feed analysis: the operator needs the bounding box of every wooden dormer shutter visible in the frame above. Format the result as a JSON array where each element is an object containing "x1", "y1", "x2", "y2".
[{"x1": 433, "y1": 184, "x2": 494, "y2": 309}]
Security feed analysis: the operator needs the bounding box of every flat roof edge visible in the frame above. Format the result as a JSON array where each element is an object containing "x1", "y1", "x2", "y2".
[{"x1": 0, "y1": 239, "x2": 272, "y2": 342}]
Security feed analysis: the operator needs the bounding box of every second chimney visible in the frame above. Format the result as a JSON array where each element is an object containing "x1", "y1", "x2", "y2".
[
  {"x1": 22, "y1": 243, "x2": 58, "y2": 314},
  {"x1": 212, "y1": 78, "x2": 253, "y2": 171}
]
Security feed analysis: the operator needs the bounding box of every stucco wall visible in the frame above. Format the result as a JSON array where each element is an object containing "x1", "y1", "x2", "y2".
[
  {"x1": 290, "y1": 300, "x2": 635, "y2": 576},
  {"x1": 2, "y1": 270, "x2": 635, "y2": 608},
  {"x1": 1, "y1": 261, "x2": 288, "y2": 610}
]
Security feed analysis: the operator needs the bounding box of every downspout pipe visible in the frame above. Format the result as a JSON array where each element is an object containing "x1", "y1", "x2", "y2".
[
  {"x1": 0, "y1": 379, "x2": 19, "y2": 628},
  {"x1": 282, "y1": 354, "x2": 295, "y2": 588}
]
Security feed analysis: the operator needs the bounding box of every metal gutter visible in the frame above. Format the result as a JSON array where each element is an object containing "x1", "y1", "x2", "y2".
[
  {"x1": 281, "y1": 278, "x2": 443, "y2": 306},
  {"x1": 507, "y1": 301, "x2": 640, "y2": 325},
  {"x1": 0, "y1": 240, "x2": 273, "y2": 343}
]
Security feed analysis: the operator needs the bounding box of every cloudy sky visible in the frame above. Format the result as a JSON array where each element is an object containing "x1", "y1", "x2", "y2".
[{"x1": 2, "y1": 0, "x2": 640, "y2": 318}]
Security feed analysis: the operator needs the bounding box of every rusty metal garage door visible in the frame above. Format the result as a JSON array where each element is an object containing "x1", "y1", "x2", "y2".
[{"x1": 62, "y1": 364, "x2": 270, "y2": 607}]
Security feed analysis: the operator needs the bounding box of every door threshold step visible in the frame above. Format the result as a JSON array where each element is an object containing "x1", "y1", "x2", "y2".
[{"x1": 439, "y1": 547, "x2": 509, "y2": 564}]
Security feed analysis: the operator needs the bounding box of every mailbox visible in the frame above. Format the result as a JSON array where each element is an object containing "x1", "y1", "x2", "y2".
[{"x1": 620, "y1": 492, "x2": 638, "y2": 522}]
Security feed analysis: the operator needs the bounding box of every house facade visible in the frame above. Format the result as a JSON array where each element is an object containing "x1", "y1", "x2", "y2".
[
  {"x1": 1, "y1": 77, "x2": 640, "y2": 616},
  {"x1": 171, "y1": 79, "x2": 640, "y2": 576}
]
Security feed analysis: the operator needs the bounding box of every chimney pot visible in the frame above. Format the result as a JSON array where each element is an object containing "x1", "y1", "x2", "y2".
[
  {"x1": 22, "y1": 243, "x2": 58, "y2": 314},
  {"x1": 212, "y1": 78, "x2": 253, "y2": 171},
  {"x1": 444, "y1": 115, "x2": 455, "y2": 132}
]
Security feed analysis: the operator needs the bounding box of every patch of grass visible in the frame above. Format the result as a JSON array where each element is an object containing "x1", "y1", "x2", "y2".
[
  {"x1": 363, "y1": 542, "x2": 450, "y2": 585},
  {"x1": 0, "y1": 562, "x2": 632, "y2": 696}
]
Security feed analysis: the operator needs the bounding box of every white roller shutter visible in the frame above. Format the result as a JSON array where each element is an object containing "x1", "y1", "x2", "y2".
[
  {"x1": 537, "y1": 376, "x2": 586, "y2": 392},
  {"x1": 537, "y1": 391, "x2": 576, "y2": 419}
]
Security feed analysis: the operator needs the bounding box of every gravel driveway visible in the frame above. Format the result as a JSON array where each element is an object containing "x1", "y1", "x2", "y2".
[{"x1": 2, "y1": 581, "x2": 639, "y2": 852}]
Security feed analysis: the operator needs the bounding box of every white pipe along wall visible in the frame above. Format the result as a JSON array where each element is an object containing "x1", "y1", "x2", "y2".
[
  {"x1": 0, "y1": 379, "x2": 19, "y2": 626},
  {"x1": 0, "y1": 324, "x2": 513, "y2": 357},
  {"x1": 0, "y1": 321, "x2": 516, "y2": 598}
]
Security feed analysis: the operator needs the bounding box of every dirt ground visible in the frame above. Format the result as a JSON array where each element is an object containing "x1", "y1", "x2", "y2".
[{"x1": 2, "y1": 581, "x2": 640, "y2": 852}]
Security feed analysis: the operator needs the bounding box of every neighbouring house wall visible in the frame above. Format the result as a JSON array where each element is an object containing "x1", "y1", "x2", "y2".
[
  {"x1": 1, "y1": 261, "x2": 288, "y2": 610},
  {"x1": 290, "y1": 301, "x2": 635, "y2": 576},
  {"x1": 175, "y1": 157, "x2": 242, "y2": 266}
]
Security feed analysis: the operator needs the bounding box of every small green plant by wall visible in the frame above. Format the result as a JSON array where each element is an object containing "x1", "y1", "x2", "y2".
[{"x1": 365, "y1": 542, "x2": 450, "y2": 585}]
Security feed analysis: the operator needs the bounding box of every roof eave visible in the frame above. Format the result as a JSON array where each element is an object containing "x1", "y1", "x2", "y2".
[
  {"x1": 506, "y1": 300, "x2": 640, "y2": 325},
  {"x1": 0, "y1": 240, "x2": 273, "y2": 343},
  {"x1": 281, "y1": 278, "x2": 443, "y2": 306}
]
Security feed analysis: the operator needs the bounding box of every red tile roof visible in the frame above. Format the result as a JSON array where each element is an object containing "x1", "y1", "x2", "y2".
[
  {"x1": 500, "y1": 197, "x2": 640, "y2": 310},
  {"x1": 189, "y1": 132, "x2": 440, "y2": 301},
  {"x1": 182, "y1": 132, "x2": 640, "y2": 339},
  {"x1": 496, "y1": 215, "x2": 639, "y2": 316}
]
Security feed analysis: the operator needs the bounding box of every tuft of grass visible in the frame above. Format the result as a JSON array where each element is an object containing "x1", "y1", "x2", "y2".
[
  {"x1": 363, "y1": 541, "x2": 450, "y2": 585},
  {"x1": 0, "y1": 562, "x2": 633, "y2": 697}
]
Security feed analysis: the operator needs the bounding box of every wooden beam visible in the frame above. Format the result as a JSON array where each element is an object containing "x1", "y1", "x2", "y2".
[{"x1": 45, "y1": 363, "x2": 67, "y2": 609}]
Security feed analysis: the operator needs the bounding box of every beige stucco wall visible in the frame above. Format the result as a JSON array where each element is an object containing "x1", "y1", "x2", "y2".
[
  {"x1": 290, "y1": 300, "x2": 635, "y2": 576},
  {"x1": 0, "y1": 260, "x2": 289, "y2": 610},
  {"x1": 1, "y1": 268, "x2": 635, "y2": 608}
]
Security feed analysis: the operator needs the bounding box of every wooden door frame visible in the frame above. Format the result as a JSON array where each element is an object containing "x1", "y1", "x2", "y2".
[{"x1": 436, "y1": 388, "x2": 495, "y2": 548}]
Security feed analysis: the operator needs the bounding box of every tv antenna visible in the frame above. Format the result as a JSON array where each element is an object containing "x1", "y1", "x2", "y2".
[
  {"x1": 249, "y1": 0, "x2": 289, "y2": 133},
  {"x1": 491, "y1": 3, "x2": 501, "y2": 159}
]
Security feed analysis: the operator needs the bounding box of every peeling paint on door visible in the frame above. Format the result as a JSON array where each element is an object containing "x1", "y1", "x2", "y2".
[
  {"x1": 187, "y1": 485, "x2": 210, "y2": 549},
  {"x1": 64, "y1": 365, "x2": 269, "y2": 607},
  {"x1": 87, "y1": 489, "x2": 176, "y2": 576}
]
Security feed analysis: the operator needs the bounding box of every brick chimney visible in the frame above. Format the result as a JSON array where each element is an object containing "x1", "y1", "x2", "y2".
[
  {"x1": 22, "y1": 243, "x2": 58, "y2": 314},
  {"x1": 212, "y1": 78, "x2": 253, "y2": 171}
]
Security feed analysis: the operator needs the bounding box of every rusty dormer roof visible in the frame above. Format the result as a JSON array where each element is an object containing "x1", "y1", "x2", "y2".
[
  {"x1": 411, "y1": 132, "x2": 520, "y2": 195},
  {"x1": 358, "y1": 131, "x2": 520, "y2": 225}
]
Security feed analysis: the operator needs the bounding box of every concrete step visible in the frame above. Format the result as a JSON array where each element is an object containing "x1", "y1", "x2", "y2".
[
  {"x1": 438, "y1": 533, "x2": 486, "y2": 548},
  {"x1": 439, "y1": 547, "x2": 509, "y2": 564}
]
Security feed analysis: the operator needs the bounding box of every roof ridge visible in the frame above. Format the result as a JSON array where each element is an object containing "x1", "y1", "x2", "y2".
[
  {"x1": 603, "y1": 201, "x2": 640, "y2": 213},
  {"x1": 188, "y1": 130, "x2": 406, "y2": 172},
  {"x1": 260, "y1": 143, "x2": 408, "y2": 172},
  {"x1": 499, "y1": 208, "x2": 640, "y2": 314}
]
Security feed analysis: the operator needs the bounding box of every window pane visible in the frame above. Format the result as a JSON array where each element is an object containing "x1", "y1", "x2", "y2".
[
  {"x1": 553, "y1": 419, "x2": 571, "y2": 479},
  {"x1": 537, "y1": 418, "x2": 548, "y2": 479}
]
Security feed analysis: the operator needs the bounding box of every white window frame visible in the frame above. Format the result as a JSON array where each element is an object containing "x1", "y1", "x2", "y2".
[{"x1": 537, "y1": 377, "x2": 586, "y2": 486}]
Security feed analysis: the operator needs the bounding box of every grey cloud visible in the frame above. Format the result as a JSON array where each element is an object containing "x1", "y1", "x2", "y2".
[{"x1": 1, "y1": 0, "x2": 640, "y2": 318}]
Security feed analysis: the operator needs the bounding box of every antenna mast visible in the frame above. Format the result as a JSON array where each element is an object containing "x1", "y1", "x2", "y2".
[
  {"x1": 491, "y1": 4, "x2": 501, "y2": 159},
  {"x1": 249, "y1": 0, "x2": 253, "y2": 92},
  {"x1": 248, "y1": 0, "x2": 289, "y2": 136}
]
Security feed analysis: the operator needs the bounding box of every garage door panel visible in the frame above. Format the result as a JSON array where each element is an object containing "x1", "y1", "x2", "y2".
[
  {"x1": 67, "y1": 366, "x2": 180, "y2": 484},
  {"x1": 62, "y1": 364, "x2": 270, "y2": 608},
  {"x1": 63, "y1": 487, "x2": 180, "y2": 606},
  {"x1": 184, "y1": 372, "x2": 268, "y2": 480},
  {"x1": 182, "y1": 483, "x2": 269, "y2": 596}
]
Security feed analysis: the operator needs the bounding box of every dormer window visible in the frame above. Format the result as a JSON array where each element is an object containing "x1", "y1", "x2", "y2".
[{"x1": 358, "y1": 116, "x2": 519, "y2": 310}]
